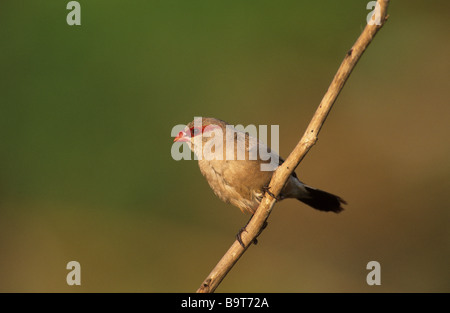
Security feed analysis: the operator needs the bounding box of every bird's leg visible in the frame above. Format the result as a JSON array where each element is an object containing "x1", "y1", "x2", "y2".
[
  {"x1": 236, "y1": 185, "x2": 276, "y2": 248},
  {"x1": 262, "y1": 185, "x2": 281, "y2": 201},
  {"x1": 236, "y1": 216, "x2": 269, "y2": 248}
]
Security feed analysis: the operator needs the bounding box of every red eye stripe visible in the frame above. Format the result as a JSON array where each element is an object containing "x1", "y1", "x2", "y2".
[
  {"x1": 187, "y1": 124, "x2": 222, "y2": 137},
  {"x1": 188, "y1": 126, "x2": 207, "y2": 137}
]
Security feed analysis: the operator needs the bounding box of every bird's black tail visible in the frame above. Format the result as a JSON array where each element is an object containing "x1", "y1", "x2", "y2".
[{"x1": 297, "y1": 185, "x2": 346, "y2": 213}]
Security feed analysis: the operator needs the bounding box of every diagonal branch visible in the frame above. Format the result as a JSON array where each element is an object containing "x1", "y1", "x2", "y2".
[{"x1": 197, "y1": 0, "x2": 390, "y2": 293}]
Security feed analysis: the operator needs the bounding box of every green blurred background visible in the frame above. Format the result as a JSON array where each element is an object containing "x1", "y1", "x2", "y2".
[{"x1": 0, "y1": 0, "x2": 449, "y2": 292}]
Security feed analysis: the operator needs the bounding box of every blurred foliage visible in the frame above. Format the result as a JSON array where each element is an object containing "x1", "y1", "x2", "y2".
[{"x1": 0, "y1": 0, "x2": 449, "y2": 292}]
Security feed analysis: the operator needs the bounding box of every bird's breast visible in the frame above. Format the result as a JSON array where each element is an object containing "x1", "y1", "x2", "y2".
[{"x1": 198, "y1": 159, "x2": 264, "y2": 214}]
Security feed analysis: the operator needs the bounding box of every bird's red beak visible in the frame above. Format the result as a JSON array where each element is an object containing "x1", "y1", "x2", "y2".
[{"x1": 174, "y1": 131, "x2": 190, "y2": 142}]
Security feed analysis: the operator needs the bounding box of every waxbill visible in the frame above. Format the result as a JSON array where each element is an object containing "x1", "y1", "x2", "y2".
[{"x1": 174, "y1": 117, "x2": 346, "y2": 215}]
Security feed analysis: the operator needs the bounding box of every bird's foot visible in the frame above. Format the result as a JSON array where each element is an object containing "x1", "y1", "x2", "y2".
[
  {"x1": 262, "y1": 186, "x2": 281, "y2": 201},
  {"x1": 236, "y1": 227, "x2": 247, "y2": 248},
  {"x1": 235, "y1": 220, "x2": 269, "y2": 248}
]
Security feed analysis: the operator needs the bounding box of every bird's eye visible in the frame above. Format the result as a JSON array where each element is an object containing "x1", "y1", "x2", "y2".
[{"x1": 191, "y1": 127, "x2": 201, "y2": 136}]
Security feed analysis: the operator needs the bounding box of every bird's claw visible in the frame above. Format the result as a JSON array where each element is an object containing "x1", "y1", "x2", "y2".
[
  {"x1": 235, "y1": 220, "x2": 269, "y2": 248},
  {"x1": 262, "y1": 186, "x2": 280, "y2": 201},
  {"x1": 236, "y1": 227, "x2": 247, "y2": 248}
]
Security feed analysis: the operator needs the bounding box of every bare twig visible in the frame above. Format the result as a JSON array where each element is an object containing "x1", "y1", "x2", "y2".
[{"x1": 197, "y1": 0, "x2": 390, "y2": 293}]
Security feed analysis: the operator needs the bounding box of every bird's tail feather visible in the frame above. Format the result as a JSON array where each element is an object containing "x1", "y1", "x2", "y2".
[{"x1": 297, "y1": 185, "x2": 346, "y2": 213}]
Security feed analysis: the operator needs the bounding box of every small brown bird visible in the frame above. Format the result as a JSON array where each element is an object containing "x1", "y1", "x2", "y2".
[{"x1": 174, "y1": 117, "x2": 345, "y2": 215}]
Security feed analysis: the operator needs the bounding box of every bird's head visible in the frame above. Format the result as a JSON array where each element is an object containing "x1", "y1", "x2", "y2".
[{"x1": 174, "y1": 117, "x2": 228, "y2": 157}]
